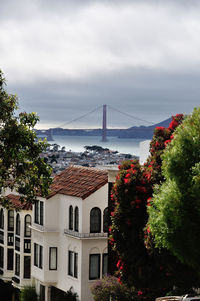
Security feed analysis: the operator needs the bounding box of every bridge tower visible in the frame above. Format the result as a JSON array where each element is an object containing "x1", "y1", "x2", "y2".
[{"x1": 102, "y1": 104, "x2": 107, "y2": 142}]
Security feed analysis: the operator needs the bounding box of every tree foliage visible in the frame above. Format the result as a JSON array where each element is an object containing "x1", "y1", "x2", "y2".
[
  {"x1": 148, "y1": 107, "x2": 200, "y2": 270},
  {"x1": 0, "y1": 70, "x2": 52, "y2": 203},
  {"x1": 110, "y1": 113, "x2": 200, "y2": 298}
]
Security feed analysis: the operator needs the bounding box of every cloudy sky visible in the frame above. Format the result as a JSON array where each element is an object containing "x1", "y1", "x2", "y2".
[{"x1": 1, "y1": 0, "x2": 200, "y2": 129}]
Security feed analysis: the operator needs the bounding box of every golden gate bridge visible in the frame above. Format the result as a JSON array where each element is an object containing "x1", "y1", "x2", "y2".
[{"x1": 43, "y1": 105, "x2": 154, "y2": 142}]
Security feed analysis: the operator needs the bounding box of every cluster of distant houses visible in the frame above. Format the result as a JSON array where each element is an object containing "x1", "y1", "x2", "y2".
[{"x1": 41, "y1": 143, "x2": 137, "y2": 174}]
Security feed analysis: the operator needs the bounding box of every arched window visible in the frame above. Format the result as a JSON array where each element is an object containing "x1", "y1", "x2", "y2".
[
  {"x1": 16, "y1": 214, "x2": 20, "y2": 236},
  {"x1": 8, "y1": 210, "x2": 14, "y2": 231},
  {"x1": 90, "y1": 207, "x2": 101, "y2": 233},
  {"x1": 69, "y1": 206, "x2": 73, "y2": 230},
  {"x1": 24, "y1": 215, "x2": 31, "y2": 237},
  {"x1": 103, "y1": 207, "x2": 109, "y2": 233},
  {"x1": 74, "y1": 207, "x2": 79, "y2": 232},
  {"x1": 0, "y1": 209, "x2": 4, "y2": 229}
]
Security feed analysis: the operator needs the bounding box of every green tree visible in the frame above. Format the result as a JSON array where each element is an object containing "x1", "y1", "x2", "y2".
[
  {"x1": 0, "y1": 70, "x2": 52, "y2": 204},
  {"x1": 148, "y1": 107, "x2": 200, "y2": 270}
]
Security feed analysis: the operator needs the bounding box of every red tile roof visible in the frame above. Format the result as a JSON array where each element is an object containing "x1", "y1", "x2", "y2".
[
  {"x1": 48, "y1": 166, "x2": 108, "y2": 200},
  {"x1": 6, "y1": 194, "x2": 32, "y2": 210}
]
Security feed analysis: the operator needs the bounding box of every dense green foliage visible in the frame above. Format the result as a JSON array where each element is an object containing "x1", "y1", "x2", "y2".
[
  {"x1": 148, "y1": 107, "x2": 200, "y2": 270},
  {"x1": 110, "y1": 113, "x2": 200, "y2": 299},
  {"x1": 0, "y1": 70, "x2": 52, "y2": 203},
  {"x1": 19, "y1": 286, "x2": 37, "y2": 301}
]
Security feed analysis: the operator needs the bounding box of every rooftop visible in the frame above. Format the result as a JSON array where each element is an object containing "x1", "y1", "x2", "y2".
[
  {"x1": 6, "y1": 194, "x2": 32, "y2": 210},
  {"x1": 48, "y1": 166, "x2": 108, "y2": 200}
]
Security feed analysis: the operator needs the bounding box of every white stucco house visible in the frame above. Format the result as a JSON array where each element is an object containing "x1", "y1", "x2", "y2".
[
  {"x1": 0, "y1": 166, "x2": 109, "y2": 301},
  {"x1": 31, "y1": 166, "x2": 109, "y2": 301}
]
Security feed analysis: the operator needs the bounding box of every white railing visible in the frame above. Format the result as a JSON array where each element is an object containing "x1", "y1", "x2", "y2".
[{"x1": 64, "y1": 229, "x2": 108, "y2": 239}]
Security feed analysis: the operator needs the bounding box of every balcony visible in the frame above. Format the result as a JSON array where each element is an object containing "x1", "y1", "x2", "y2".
[
  {"x1": 64, "y1": 229, "x2": 108, "y2": 239},
  {"x1": 30, "y1": 224, "x2": 59, "y2": 233}
]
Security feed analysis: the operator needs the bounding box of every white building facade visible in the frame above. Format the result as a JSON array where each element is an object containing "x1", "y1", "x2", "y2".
[
  {"x1": 31, "y1": 166, "x2": 109, "y2": 301},
  {"x1": 0, "y1": 194, "x2": 32, "y2": 289}
]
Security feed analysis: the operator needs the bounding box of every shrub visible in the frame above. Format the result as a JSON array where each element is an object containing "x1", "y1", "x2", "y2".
[
  {"x1": 19, "y1": 286, "x2": 38, "y2": 301},
  {"x1": 91, "y1": 275, "x2": 131, "y2": 301}
]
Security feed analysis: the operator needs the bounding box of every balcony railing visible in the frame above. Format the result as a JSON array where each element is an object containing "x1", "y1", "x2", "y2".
[{"x1": 64, "y1": 229, "x2": 108, "y2": 239}]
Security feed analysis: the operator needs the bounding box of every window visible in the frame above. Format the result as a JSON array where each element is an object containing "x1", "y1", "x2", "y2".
[
  {"x1": 49, "y1": 247, "x2": 57, "y2": 270},
  {"x1": 7, "y1": 233, "x2": 14, "y2": 246},
  {"x1": 7, "y1": 248, "x2": 13, "y2": 270},
  {"x1": 16, "y1": 214, "x2": 20, "y2": 236},
  {"x1": 0, "y1": 246, "x2": 3, "y2": 269},
  {"x1": 0, "y1": 231, "x2": 4, "y2": 244},
  {"x1": 89, "y1": 254, "x2": 100, "y2": 280},
  {"x1": 35, "y1": 201, "x2": 39, "y2": 223},
  {"x1": 74, "y1": 252, "x2": 78, "y2": 278},
  {"x1": 24, "y1": 215, "x2": 31, "y2": 237},
  {"x1": 90, "y1": 208, "x2": 101, "y2": 233},
  {"x1": 40, "y1": 202, "x2": 44, "y2": 226},
  {"x1": 24, "y1": 256, "x2": 31, "y2": 279},
  {"x1": 74, "y1": 207, "x2": 79, "y2": 232},
  {"x1": 8, "y1": 210, "x2": 14, "y2": 231},
  {"x1": 34, "y1": 243, "x2": 43, "y2": 269},
  {"x1": 68, "y1": 251, "x2": 73, "y2": 276},
  {"x1": 102, "y1": 253, "x2": 108, "y2": 276},
  {"x1": 39, "y1": 246, "x2": 43, "y2": 269},
  {"x1": 34, "y1": 200, "x2": 44, "y2": 225},
  {"x1": 69, "y1": 206, "x2": 73, "y2": 230},
  {"x1": 24, "y1": 239, "x2": 31, "y2": 253},
  {"x1": 0, "y1": 209, "x2": 4, "y2": 229},
  {"x1": 68, "y1": 251, "x2": 78, "y2": 278},
  {"x1": 15, "y1": 237, "x2": 20, "y2": 251},
  {"x1": 15, "y1": 253, "x2": 20, "y2": 276},
  {"x1": 103, "y1": 207, "x2": 109, "y2": 233}
]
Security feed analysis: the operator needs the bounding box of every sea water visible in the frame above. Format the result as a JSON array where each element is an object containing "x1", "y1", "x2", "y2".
[{"x1": 51, "y1": 135, "x2": 145, "y2": 156}]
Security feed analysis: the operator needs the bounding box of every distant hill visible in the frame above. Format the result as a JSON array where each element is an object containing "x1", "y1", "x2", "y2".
[
  {"x1": 118, "y1": 117, "x2": 172, "y2": 139},
  {"x1": 36, "y1": 117, "x2": 173, "y2": 140}
]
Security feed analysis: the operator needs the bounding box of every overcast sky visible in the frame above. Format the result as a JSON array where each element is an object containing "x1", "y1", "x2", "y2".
[{"x1": 1, "y1": 0, "x2": 200, "y2": 129}]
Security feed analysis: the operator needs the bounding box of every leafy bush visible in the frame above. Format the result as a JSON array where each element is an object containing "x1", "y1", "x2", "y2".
[
  {"x1": 53, "y1": 287, "x2": 78, "y2": 301},
  {"x1": 91, "y1": 275, "x2": 131, "y2": 301},
  {"x1": 19, "y1": 286, "x2": 38, "y2": 301}
]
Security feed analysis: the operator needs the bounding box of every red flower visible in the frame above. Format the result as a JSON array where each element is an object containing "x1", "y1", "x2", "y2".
[
  {"x1": 164, "y1": 139, "x2": 171, "y2": 147},
  {"x1": 138, "y1": 290, "x2": 143, "y2": 296},
  {"x1": 147, "y1": 197, "x2": 152, "y2": 206},
  {"x1": 124, "y1": 178, "x2": 130, "y2": 184},
  {"x1": 125, "y1": 173, "x2": 131, "y2": 178},
  {"x1": 156, "y1": 126, "x2": 165, "y2": 131},
  {"x1": 147, "y1": 226, "x2": 151, "y2": 233},
  {"x1": 117, "y1": 260, "x2": 121, "y2": 268}
]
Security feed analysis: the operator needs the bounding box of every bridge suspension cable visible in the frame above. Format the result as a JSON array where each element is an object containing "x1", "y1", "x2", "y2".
[
  {"x1": 107, "y1": 105, "x2": 154, "y2": 125},
  {"x1": 58, "y1": 105, "x2": 102, "y2": 128}
]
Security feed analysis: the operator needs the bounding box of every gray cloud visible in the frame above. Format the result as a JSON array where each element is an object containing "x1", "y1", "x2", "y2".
[{"x1": 1, "y1": 0, "x2": 200, "y2": 128}]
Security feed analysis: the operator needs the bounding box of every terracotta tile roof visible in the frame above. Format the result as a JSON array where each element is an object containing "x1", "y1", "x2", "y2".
[
  {"x1": 48, "y1": 166, "x2": 108, "y2": 200},
  {"x1": 5, "y1": 194, "x2": 32, "y2": 210}
]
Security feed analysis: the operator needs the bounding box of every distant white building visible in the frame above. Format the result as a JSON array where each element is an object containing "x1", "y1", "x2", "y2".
[{"x1": 139, "y1": 140, "x2": 151, "y2": 165}]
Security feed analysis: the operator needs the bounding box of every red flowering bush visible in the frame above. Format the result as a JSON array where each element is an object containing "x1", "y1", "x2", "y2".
[{"x1": 110, "y1": 114, "x2": 200, "y2": 300}]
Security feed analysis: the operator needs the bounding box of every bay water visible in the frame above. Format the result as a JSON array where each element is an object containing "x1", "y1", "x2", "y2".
[{"x1": 51, "y1": 135, "x2": 145, "y2": 156}]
